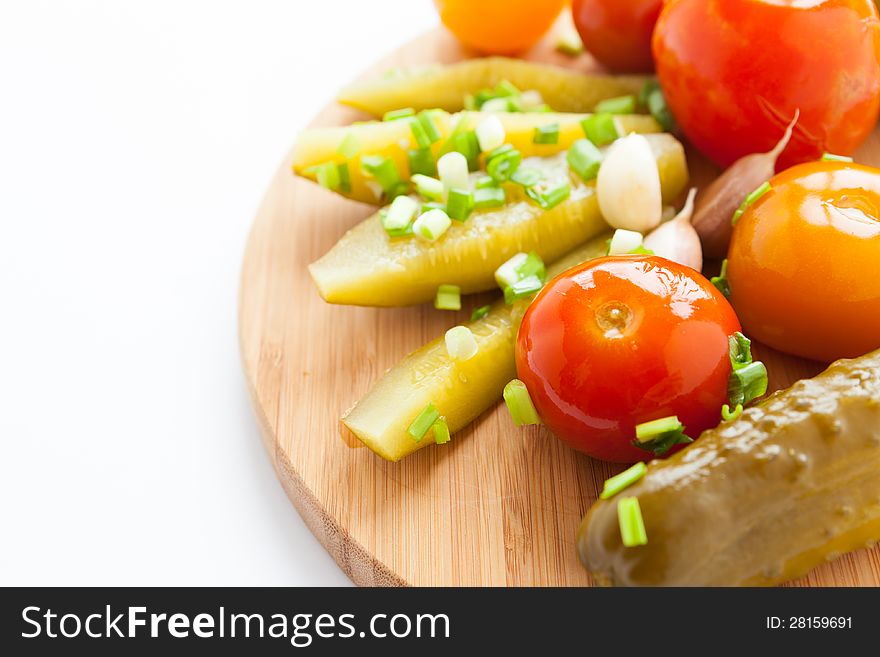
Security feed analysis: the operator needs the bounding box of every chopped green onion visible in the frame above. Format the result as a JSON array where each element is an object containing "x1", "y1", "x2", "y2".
[
  {"x1": 407, "y1": 147, "x2": 437, "y2": 177},
  {"x1": 639, "y1": 80, "x2": 675, "y2": 132},
  {"x1": 409, "y1": 119, "x2": 432, "y2": 150},
  {"x1": 471, "y1": 305, "x2": 491, "y2": 321},
  {"x1": 728, "y1": 332, "x2": 753, "y2": 370},
  {"x1": 480, "y1": 97, "x2": 512, "y2": 113},
  {"x1": 711, "y1": 259, "x2": 731, "y2": 297},
  {"x1": 595, "y1": 95, "x2": 636, "y2": 115},
  {"x1": 337, "y1": 133, "x2": 360, "y2": 159},
  {"x1": 526, "y1": 181, "x2": 571, "y2": 209},
  {"x1": 464, "y1": 94, "x2": 478, "y2": 111},
  {"x1": 447, "y1": 188, "x2": 474, "y2": 222},
  {"x1": 473, "y1": 186, "x2": 506, "y2": 209},
  {"x1": 495, "y1": 79, "x2": 520, "y2": 97},
  {"x1": 384, "y1": 195, "x2": 418, "y2": 230},
  {"x1": 517, "y1": 251, "x2": 546, "y2": 281},
  {"x1": 510, "y1": 167, "x2": 542, "y2": 187},
  {"x1": 475, "y1": 175, "x2": 498, "y2": 189},
  {"x1": 728, "y1": 361, "x2": 768, "y2": 407},
  {"x1": 437, "y1": 151, "x2": 470, "y2": 196},
  {"x1": 581, "y1": 113, "x2": 619, "y2": 146},
  {"x1": 380, "y1": 208, "x2": 414, "y2": 238},
  {"x1": 503, "y1": 379, "x2": 541, "y2": 426},
  {"x1": 633, "y1": 415, "x2": 692, "y2": 456},
  {"x1": 608, "y1": 228, "x2": 645, "y2": 256},
  {"x1": 486, "y1": 144, "x2": 522, "y2": 182},
  {"x1": 306, "y1": 161, "x2": 341, "y2": 191},
  {"x1": 600, "y1": 463, "x2": 647, "y2": 500},
  {"x1": 421, "y1": 201, "x2": 446, "y2": 213},
  {"x1": 495, "y1": 252, "x2": 528, "y2": 289},
  {"x1": 476, "y1": 115, "x2": 506, "y2": 152},
  {"x1": 448, "y1": 130, "x2": 481, "y2": 169},
  {"x1": 337, "y1": 163, "x2": 351, "y2": 193},
  {"x1": 732, "y1": 181, "x2": 771, "y2": 225},
  {"x1": 413, "y1": 208, "x2": 452, "y2": 241},
  {"x1": 433, "y1": 416, "x2": 451, "y2": 445},
  {"x1": 567, "y1": 138, "x2": 603, "y2": 181},
  {"x1": 445, "y1": 325, "x2": 478, "y2": 360},
  {"x1": 412, "y1": 173, "x2": 444, "y2": 201},
  {"x1": 503, "y1": 274, "x2": 544, "y2": 303},
  {"x1": 821, "y1": 152, "x2": 853, "y2": 163},
  {"x1": 722, "y1": 403, "x2": 744, "y2": 422},
  {"x1": 407, "y1": 403, "x2": 440, "y2": 441},
  {"x1": 360, "y1": 155, "x2": 402, "y2": 197},
  {"x1": 416, "y1": 110, "x2": 442, "y2": 145},
  {"x1": 617, "y1": 497, "x2": 648, "y2": 547},
  {"x1": 533, "y1": 123, "x2": 560, "y2": 145},
  {"x1": 434, "y1": 284, "x2": 461, "y2": 311},
  {"x1": 383, "y1": 107, "x2": 415, "y2": 121}
]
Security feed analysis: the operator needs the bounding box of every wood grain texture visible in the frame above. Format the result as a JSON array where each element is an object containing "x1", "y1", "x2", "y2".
[{"x1": 238, "y1": 26, "x2": 880, "y2": 586}]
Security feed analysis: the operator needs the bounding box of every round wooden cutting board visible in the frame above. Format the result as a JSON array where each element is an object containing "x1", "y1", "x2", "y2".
[{"x1": 239, "y1": 27, "x2": 880, "y2": 586}]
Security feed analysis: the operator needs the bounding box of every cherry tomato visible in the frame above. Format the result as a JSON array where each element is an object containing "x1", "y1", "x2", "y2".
[
  {"x1": 516, "y1": 256, "x2": 741, "y2": 463},
  {"x1": 653, "y1": 0, "x2": 880, "y2": 169},
  {"x1": 433, "y1": 0, "x2": 566, "y2": 55},
  {"x1": 727, "y1": 161, "x2": 880, "y2": 362},
  {"x1": 572, "y1": 0, "x2": 662, "y2": 73}
]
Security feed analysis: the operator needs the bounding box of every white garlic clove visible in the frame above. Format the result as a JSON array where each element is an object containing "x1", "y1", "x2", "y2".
[
  {"x1": 644, "y1": 188, "x2": 703, "y2": 272},
  {"x1": 597, "y1": 133, "x2": 662, "y2": 233}
]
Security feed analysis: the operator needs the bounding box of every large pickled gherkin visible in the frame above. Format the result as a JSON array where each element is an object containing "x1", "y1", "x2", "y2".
[
  {"x1": 293, "y1": 111, "x2": 660, "y2": 204},
  {"x1": 337, "y1": 57, "x2": 648, "y2": 116},
  {"x1": 309, "y1": 133, "x2": 688, "y2": 307},
  {"x1": 342, "y1": 233, "x2": 612, "y2": 462},
  {"x1": 578, "y1": 349, "x2": 880, "y2": 586}
]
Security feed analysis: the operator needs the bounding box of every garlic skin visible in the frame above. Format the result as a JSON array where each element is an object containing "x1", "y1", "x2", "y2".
[
  {"x1": 597, "y1": 133, "x2": 662, "y2": 233},
  {"x1": 644, "y1": 188, "x2": 702, "y2": 271}
]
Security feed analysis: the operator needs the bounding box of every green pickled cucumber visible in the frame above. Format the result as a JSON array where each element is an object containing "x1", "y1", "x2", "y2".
[
  {"x1": 342, "y1": 233, "x2": 612, "y2": 462},
  {"x1": 309, "y1": 133, "x2": 688, "y2": 307},
  {"x1": 337, "y1": 57, "x2": 648, "y2": 116}
]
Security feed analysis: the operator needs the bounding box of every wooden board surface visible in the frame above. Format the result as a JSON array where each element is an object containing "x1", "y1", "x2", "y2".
[{"x1": 238, "y1": 26, "x2": 880, "y2": 586}]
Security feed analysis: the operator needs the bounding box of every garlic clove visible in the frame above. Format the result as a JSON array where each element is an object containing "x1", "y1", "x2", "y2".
[
  {"x1": 597, "y1": 133, "x2": 663, "y2": 233},
  {"x1": 644, "y1": 188, "x2": 703, "y2": 272}
]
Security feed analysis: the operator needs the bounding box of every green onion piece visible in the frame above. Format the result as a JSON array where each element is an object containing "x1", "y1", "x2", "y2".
[
  {"x1": 821, "y1": 152, "x2": 853, "y2": 163},
  {"x1": 711, "y1": 259, "x2": 731, "y2": 297},
  {"x1": 533, "y1": 123, "x2": 560, "y2": 145},
  {"x1": 471, "y1": 305, "x2": 491, "y2": 321},
  {"x1": 447, "y1": 188, "x2": 474, "y2": 222},
  {"x1": 337, "y1": 163, "x2": 351, "y2": 193},
  {"x1": 437, "y1": 151, "x2": 470, "y2": 195},
  {"x1": 510, "y1": 167, "x2": 543, "y2": 187},
  {"x1": 407, "y1": 403, "x2": 440, "y2": 441},
  {"x1": 409, "y1": 118, "x2": 432, "y2": 150},
  {"x1": 435, "y1": 284, "x2": 461, "y2": 311},
  {"x1": 600, "y1": 462, "x2": 647, "y2": 500},
  {"x1": 640, "y1": 80, "x2": 676, "y2": 132},
  {"x1": 384, "y1": 195, "x2": 418, "y2": 229},
  {"x1": 732, "y1": 181, "x2": 771, "y2": 225},
  {"x1": 567, "y1": 138, "x2": 603, "y2": 181},
  {"x1": 360, "y1": 155, "x2": 402, "y2": 197},
  {"x1": 433, "y1": 416, "x2": 451, "y2": 445},
  {"x1": 421, "y1": 201, "x2": 446, "y2": 213},
  {"x1": 476, "y1": 115, "x2": 506, "y2": 152},
  {"x1": 526, "y1": 181, "x2": 571, "y2": 209},
  {"x1": 306, "y1": 161, "x2": 341, "y2": 191},
  {"x1": 475, "y1": 175, "x2": 498, "y2": 189},
  {"x1": 380, "y1": 208, "x2": 414, "y2": 238},
  {"x1": 445, "y1": 325, "x2": 478, "y2": 361},
  {"x1": 495, "y1": 252, "x2": 528, "y2": 288},
  {"x1": 383, "y1": 107, "x2": 416, "y2": 121},
  {"x1": 336, "y1": 133, "x2": 360, "y2": 159},
  {"x1": 595, "y1": 95, "x2": 636, "y2": 115},
  {"x1": 464, "y1": 94, "x2": 478, "y2": 111},
  {"x1": 581, "y1": 113, "x2": 619, "y2": 146},
  {"x1": 416, "y1": 110, "x2": 443, "y2": 144},
  {"x1": 486, "y1": 144, "x2": 522, "y2": 182},
  {"x1": 503, "y1": 379, "x2": 541, "y2": 426},
  {"x1": 503, "y1": 274, "x2": 544, "y2": 303},
  {"x1": 480, "y1": 97, "x2": 512, "y2": 113},
  {"x1": 411, "y1": 174, "x2": 444, "y2": 201},
  {"x1": 413, "y1": 208, "x2": 452, "y2": 241},
  {"x1": 495, "y1": 79, "x2": 520, "y2": 97},
  {"x1": 516, "y1": 251, "x2": 546, "y2": 282},
  {"x1": 407, "y1": 147, "x2": 437, "y2": 177},
  {"x1": 617, "y1": 497, "x2": 648, "y2": 547},
  {"x1": 473, "y1": 186, "x2": 506, "y2": 209},
  {"x1": 633, "y1": 415, "x2": 693, "y2": 456},
  {"x1": 721, "y1": 403, "x2": 744, "y2": 422},
  {"x1": 728, "y1": 332, "x2": 753, "y2": 370},
  {"x1": 728, "y1": 361, "x2": 768, "y2": 407},
  {"x1": 448, "y1": 130, "x2": 481, "y2": 170}
]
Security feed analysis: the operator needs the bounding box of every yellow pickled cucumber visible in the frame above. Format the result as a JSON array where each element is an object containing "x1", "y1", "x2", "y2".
[
  {"x1": 342, "y1": 234, "x2": 612, "y2": 462},
  {"x1": 293, "y1": 111, "x2": 660, "y2": 204},
  {"x1": 337, "y1": 57, "x2": 648, "y2": 116},
  {"x1": 309, "y1": 133, "x2": 688, "y2": 307}
]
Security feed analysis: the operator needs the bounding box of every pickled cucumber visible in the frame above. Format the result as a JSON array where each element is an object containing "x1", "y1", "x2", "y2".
[
  {"x1": 578, "y1": 348, "x2": 880, "y2": 586},
  {"x1": 337, "y1": 57, "x2": 648, "y2": 116},
  {"x1": 293, "y1": 111, "x2": 661, "y2": 204},
  {"x1": 342, "y1": 233, "x2": 612, "y2": 462},
  {"x1": 309, "y1": 133, "x2": 688, "y2": 307}
]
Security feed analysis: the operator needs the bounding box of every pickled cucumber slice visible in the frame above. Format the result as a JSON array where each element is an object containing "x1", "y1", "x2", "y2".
[
  {"x1": 337, "y1": 57, "x2": 648, "y2": 116},
  {"x1": 293, "y1": 111, "x2": 661, "y2": 204},
  {"x1": 342, "y1": 234, "x2": 612, "y2": 462},
  {"x1": 309, "y1": 133, "x2": 688, "y2": 307}
]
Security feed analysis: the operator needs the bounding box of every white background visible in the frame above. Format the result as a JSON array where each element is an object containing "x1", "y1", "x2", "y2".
[{"x1": 0, "y1": 0, "x2": 436, "y2": 585}]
